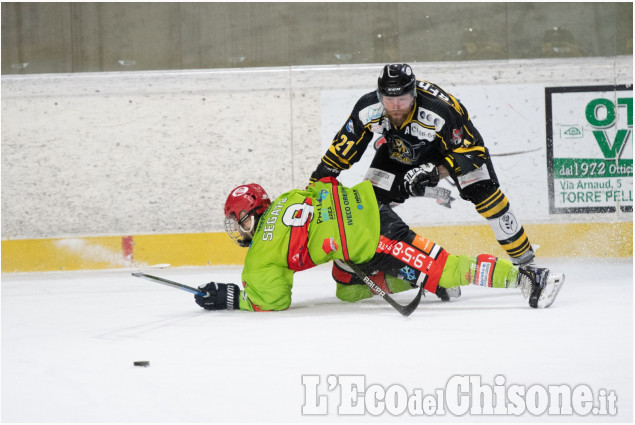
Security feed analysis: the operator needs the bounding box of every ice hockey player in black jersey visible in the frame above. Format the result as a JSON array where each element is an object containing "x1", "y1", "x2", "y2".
[{"x1": 310, "y1": 63, "x2": 536, "y2": 272}]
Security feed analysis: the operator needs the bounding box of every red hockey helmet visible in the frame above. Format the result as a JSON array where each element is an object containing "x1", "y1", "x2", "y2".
[{"x1": 224, "y1": 183, "x2": 271, "y2": 247}]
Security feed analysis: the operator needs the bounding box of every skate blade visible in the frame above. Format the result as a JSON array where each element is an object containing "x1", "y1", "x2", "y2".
[
  {"x1": 537, "y1": 273, "x2": 565, "y2": 308},
  {"x1": 446, "y1": 286, "x2": 461, "y2": 299}
]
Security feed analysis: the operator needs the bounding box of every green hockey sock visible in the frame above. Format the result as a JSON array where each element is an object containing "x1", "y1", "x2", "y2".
[{"x1": 438, "y1": 254, "x2": 518, "y2": 289}]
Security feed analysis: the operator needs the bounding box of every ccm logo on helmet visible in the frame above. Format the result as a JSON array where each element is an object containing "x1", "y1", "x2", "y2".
[{"x1": 232, "y1": 186, "x2": 249, "y2": 197}]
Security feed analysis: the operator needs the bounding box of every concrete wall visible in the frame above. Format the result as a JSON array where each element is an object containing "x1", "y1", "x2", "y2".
[
  {"x1": 1, "y1": 57, "x2": 632, "y2": 271},
  {"x1": 4, "y1": 3, "x2": 633, "y2": 74}
]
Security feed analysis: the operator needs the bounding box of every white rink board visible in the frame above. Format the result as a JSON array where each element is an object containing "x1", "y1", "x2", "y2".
[{"x1": 2, "y1": 57, "x2": 632, "y2": 239}]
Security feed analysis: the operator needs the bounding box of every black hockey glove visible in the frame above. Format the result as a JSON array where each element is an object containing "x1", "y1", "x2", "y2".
[
  {"x1": 403, "y1": 164, "x2": 440, "y2": 197},
  {"x1": 309, "y1": 162, "x2": 341, "y2": 186},
  {"x1": 195, "y1": 282, "x2": 240, "y2": 310}
]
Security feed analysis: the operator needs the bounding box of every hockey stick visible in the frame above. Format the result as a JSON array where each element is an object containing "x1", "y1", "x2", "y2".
[
  {"x1": 345, "y1": 261, "x2": 423, "y2": 317},
  {"x1": 131, "y1": 271, "x2": 208, "y2": 297},
  {"x1": 133, "y1": 263, "x2": 420, "y2": 314},
  {"x1": 490, "y1": 147, "x2": 542, "y2": 157}
]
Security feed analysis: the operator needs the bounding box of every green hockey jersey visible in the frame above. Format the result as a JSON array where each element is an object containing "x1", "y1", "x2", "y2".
[{"x1": 237, "y1": 177, "x2": 380, "y2": 311}]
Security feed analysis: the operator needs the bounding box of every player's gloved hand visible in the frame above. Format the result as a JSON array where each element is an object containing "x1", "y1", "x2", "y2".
[
  {"x1": 308, "y1": 162, "x2": 341, "y2": 189},
  {"x1": 403, "y1": 164, "x2": 439, "y2": 197},
  {"x1": 195, "y1": 282, "x2": 240, "y2": 310}
]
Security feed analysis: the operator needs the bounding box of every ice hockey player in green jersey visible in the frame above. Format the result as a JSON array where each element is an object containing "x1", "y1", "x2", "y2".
[{"x1": 194, "y1": 177, "x2": 564, "y2": 312}]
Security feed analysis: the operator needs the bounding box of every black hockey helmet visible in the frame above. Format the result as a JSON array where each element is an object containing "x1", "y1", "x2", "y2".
[{"x1": 377, "y1": 64, "x2": 416, "y2": 97}]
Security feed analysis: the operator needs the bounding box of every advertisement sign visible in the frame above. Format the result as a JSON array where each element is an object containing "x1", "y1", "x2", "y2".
[{"x1": 546, "y1": 85, "x2": 633, "y2": 214}]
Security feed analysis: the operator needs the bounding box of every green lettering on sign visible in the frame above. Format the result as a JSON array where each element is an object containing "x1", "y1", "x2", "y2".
[
  {"x1": 553, "y1": 158, "x2": 633, "y2": 178},
  {"x1": 617, "y1": 98, "x2": 633, "y2": 126},
  {"x1": 586, "y1": 98, "x2": 616, "y2": 128},
  {"x1": 592, "y1": 129, "x2": 630, "y2": 159}
]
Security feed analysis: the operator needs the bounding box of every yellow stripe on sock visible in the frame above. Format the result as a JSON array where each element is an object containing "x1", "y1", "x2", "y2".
[
  {"x1": 476, "y1": 190, "x2": 509, "y2": 218},
  {"x1": 501, "y1": 232, "x2": 532, "y2": 257}
]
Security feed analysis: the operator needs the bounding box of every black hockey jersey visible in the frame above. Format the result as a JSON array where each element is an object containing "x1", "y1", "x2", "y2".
[{"x1": 312, "y1": 80, "x2": 487, "y2": 181}]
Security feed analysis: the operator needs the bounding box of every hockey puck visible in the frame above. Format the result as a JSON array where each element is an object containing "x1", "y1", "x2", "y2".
[{"x1": 133, "y1": 361, "x2": 150, "y2": 367}]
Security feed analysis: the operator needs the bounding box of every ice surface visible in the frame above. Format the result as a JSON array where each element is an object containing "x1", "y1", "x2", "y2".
[{"x1": 1, "y1": 259, "x2": 632, "y2": 423}]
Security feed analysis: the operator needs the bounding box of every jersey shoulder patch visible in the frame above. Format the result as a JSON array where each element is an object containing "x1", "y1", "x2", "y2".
[{"x1": 354, "y1": 92, "x2": 384, "y2": 126}]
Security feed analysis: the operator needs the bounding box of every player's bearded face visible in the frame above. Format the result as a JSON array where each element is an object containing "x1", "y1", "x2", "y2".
[{"x1": 381, "y1": 93, "x2": 415, "y2": 125}]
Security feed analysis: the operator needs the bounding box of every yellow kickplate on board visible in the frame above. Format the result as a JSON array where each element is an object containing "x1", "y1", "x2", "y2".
[{"x1": 1, "y1": 221, "x2": 631, "y2": 273}]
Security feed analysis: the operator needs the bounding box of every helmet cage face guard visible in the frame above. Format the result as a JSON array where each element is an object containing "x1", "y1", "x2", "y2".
[
  {"x1": 224, "y1": 183, "x2": 271, "y2": 247},
  {"x1": 224, "y1": 207, "x2": 259, "y2": 247}
]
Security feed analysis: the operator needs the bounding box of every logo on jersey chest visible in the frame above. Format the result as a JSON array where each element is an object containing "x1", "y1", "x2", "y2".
[
  {"x1": 404, "y1": 122, "x2": 436, "y2": 141},
  {"x1": 388, "y1": 123, "x2": 434, "y2": 165},
  {"x1": 417, "y1": 107, "x2": 445, "y2": 131},
  {"x1": 389, "y1": 138, "x2": 414, "y2": 165}
]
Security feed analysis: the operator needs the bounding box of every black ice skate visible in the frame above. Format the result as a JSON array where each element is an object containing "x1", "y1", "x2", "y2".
[
  {"x1": 517, "y1": 266, "x2": 565, "y2": 308},
  {"x1": 433, "y1": 286, "x2": 461, "y2": 301}
]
